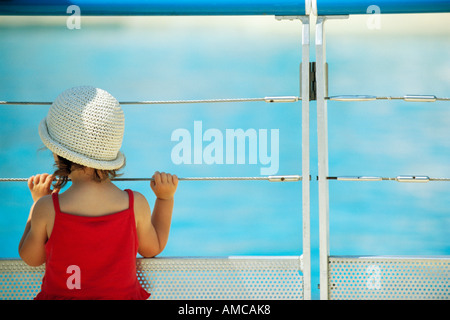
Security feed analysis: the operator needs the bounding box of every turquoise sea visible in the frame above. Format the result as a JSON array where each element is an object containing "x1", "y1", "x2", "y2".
[{"x1": 0, "y1": 16, "x2": 449, "y2": 299}]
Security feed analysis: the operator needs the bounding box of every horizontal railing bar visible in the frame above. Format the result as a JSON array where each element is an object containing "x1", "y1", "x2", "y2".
[
  {"x1": 328, "y1": 95, "x2": 450, "y2": 102},
  {"x1": 0, "y1": 96, "x2": 300, "y2": 106},
  {"x1": 329, "y1": 255, "x2": 450, "y2": 260},
  {"x1": 0, "y1": 175, "x2": 302, "y2": 183},
  {"x1": 5, "y1": 175, "x2": 448, "y2": 183},
  {"x1": 0, "y1": 1, "x2": 308, "y2": 16},
  {"x1": 2, "y1": 94, "x2": 448, "y2": 106},
  {"x1": 316, "y1": 0, "x2": 450, "y2": 15},
  {"x1": 123, "y1": 96, "x2": 301, "y2": 104},
  {"x1": 327, "y1": 175, "x2": 450, "y2": 182}
]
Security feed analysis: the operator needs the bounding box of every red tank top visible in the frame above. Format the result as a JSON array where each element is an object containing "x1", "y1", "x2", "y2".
[{"x1": 35, "y1": 189, "x2": 150, "y2": 300}]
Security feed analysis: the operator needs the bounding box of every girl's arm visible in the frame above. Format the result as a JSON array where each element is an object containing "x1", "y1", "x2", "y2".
[
  {"x1": 135, "y1": 171, "x2": 178, "y2": 258},
  {"x1": 18, "y1": 199, "x2": 49, "y2": 266},
  {"x1": 19, "y1": 174, "x2": 55, "y2": 266}
]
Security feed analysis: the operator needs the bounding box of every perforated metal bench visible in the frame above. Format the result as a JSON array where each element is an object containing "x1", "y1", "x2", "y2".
[
  {"x1": 328, "y1": 256, "x2": 449, "y2": 300},
  {"x1": 0, "y1": 256, "x2": 304, "y2": 300}
]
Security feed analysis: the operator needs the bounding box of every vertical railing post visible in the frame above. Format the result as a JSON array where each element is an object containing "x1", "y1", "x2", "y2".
[
  {"x1": 315, "y1": 16, "x2": 330, "y2": 300},
  {"x1": 299, "y1": 15, "x2": 311, "y2": 300}
]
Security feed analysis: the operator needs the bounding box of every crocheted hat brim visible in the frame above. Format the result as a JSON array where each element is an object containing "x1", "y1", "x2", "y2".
[{"x1": 39, "y1": 117, "x2": 125, "y2": 170}]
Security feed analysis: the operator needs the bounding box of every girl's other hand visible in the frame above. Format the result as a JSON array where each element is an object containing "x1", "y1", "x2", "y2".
[
  {"x1": 27, "y1": 174, "x2": 59, "y2": 202},
  {"x1": 150, "y1": 171, "x2": 178, "y2": 200}
]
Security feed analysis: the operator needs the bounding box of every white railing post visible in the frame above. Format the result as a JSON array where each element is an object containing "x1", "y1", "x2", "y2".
[
  {"x1": 315, "y1": 16, "x2": 330, "y2": 300},
  {"x1": 300, "y1": 15, "x2": 311, "y2": 300}
]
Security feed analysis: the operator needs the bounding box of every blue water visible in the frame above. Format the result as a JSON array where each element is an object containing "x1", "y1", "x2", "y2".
[{"x1": 0, "y1": 17, "x2": 449, "y2": 300}]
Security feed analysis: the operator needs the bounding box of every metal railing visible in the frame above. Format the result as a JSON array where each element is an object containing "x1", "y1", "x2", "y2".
[
  {"x1": 314, "y1": 15, "x2": 449, "y2": 300},
  {"x1": 0, "y1": 11, "x2": 448, "y2": 301}
]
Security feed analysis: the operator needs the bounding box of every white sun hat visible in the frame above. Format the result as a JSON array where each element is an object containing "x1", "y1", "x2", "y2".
[{"x1": 38, "y1": 86, "x2": 125, "y2": 170}]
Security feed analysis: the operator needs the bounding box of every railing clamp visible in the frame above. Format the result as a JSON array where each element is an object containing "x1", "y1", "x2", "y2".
[
  {"x1": 300, "y1": 62, "x2": 329, "y2": 101},
  {"x1": 395, "y1": 175, "x2": 430, "y2": 183},
  {"x1": 403, "y1": 95, "x2": 437, "y2": 102},
  {"x1": 268, "y1": 175, "x2": 302, "y2": 182},
  {"x1": 264, "y1": 96, "x2": 299, "y2": 103}
]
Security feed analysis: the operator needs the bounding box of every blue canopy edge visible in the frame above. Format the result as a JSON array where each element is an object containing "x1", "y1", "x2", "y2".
[
  {"x1": 316, "y1": 0, "x2": 450, "y2": 15},
  {"x1": 0, "y1": 0, "x2": 306, "y2": 16}
]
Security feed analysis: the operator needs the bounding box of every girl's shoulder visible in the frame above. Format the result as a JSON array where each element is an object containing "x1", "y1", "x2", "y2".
[
  {"x1": 131, "y1": 190, "x2": 150, "y2": 209},
  {"x1": 131, "y1": 191, "x2": 151, "y2": 219},
  {"x1": 31, "y1": 194, "x2": 55, "y2": 225}
]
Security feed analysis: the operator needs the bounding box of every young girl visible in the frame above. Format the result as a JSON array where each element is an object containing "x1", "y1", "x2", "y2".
[{"x1": 18, "y1": 86, "x2": 178, "y2": 300}]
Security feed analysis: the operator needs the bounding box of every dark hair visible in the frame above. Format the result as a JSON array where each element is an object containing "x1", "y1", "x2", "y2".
[{"x1": 53, "y1": 155, "x2": 125, "y2": 189}]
